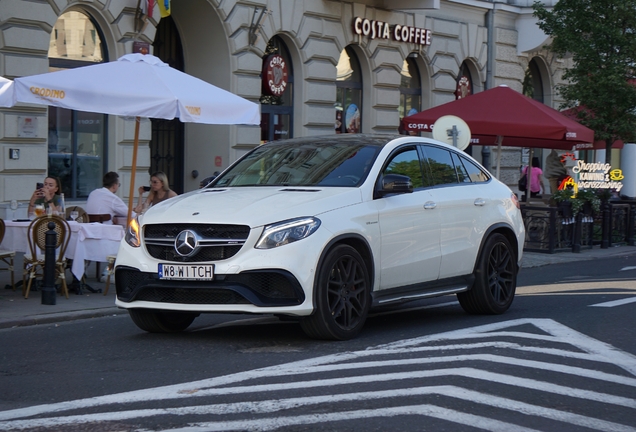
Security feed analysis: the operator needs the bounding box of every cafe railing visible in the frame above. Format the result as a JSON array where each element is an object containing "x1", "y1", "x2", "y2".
[{"x1": 521, "y1": 199, "x2": 636, "y2": 254}]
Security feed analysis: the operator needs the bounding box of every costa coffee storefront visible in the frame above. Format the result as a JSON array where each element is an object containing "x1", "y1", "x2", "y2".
[{"x1": 0, "y1": 0, "x2": 571, "y2": 216}]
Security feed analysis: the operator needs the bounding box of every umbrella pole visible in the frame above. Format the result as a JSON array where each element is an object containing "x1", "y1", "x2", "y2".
[
  {"x1": 127, "y1": 116, "x2": 141, "y2": 226},
  {"x1": 525, "y1": 147, "x2": 534, "y2": 203},
  {"x1": 495, "y1": 135, "x2": 503, "y2": 179}
]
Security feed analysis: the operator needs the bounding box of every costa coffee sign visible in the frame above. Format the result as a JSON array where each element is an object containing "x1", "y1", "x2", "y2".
[
  {"x1": 262, "y1": 54, "x2": 288, "y2": 97},
  {"x1": 353, "y1": 17, "x2": 431, "y2": 46}
]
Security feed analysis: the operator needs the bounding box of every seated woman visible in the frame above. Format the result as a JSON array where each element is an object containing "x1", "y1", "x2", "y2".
[
  {"x1": 28, "y1": 176, "x2": 63, "y2": 217},
  {"x1": 134, "y1": 171, "x2": 177, "y2": 213}
]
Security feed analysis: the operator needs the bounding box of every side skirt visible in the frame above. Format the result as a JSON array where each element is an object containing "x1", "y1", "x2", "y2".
[{"x1": 371, "y1": 275, "x2": 475, "y2": 308}]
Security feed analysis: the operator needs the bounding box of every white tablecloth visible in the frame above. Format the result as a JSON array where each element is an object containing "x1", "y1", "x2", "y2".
[{"x1": 1, "y1": 220, "x2": 124, "y2": 280}]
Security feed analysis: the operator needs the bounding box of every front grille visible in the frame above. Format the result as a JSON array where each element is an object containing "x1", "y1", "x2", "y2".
[
  {"x1": 115, "y1": 267, "x2": 305, "y2": 307},
  {"x1": 143, "y1": 223, "x2": 250, "y2": 263},
  {"x1": 135, "y1": 287, "x2": 250, "y2": 304}
]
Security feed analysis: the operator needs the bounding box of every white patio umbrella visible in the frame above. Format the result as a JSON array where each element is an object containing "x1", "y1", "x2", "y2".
[
  {"x1": 0, "y1": 76, "x2": 14, "y2": 107},
  {"x1": 13, "y1": 53, "x2": 260, "y2": 223}
]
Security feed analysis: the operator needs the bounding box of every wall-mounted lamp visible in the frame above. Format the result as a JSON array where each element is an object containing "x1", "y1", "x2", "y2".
[{"x1": 249, "y1": 7, "x2": 270, "y2": 46}]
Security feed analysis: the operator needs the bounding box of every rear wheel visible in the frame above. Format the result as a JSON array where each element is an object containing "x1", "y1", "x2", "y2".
[
  {"x1": 129, "y1": 309, "x2": 197, "y2": 333},
  {"x1": 301, "y1": 245, "x2": 370, "y2": 340},
  {"x1": 458, "y1": 233, "x2": 517, "y2": 314}
]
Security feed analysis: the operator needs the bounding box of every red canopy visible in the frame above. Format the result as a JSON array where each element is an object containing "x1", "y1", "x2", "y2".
[
  {"x1": 402, "y1": 85, "x2": 595, "y2": 150},
  {"x1": 560, "y1": 106, "x2": 624, "y2": 150}
]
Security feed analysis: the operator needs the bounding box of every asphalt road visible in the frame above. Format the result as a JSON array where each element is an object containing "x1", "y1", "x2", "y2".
[{"x1": 0, "y1": 254, "x2": 635, "y2": 431}]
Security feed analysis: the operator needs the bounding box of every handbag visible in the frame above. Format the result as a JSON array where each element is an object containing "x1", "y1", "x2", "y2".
[{"x1": 518, "y1": 172, "x2": 527, "y2": 191}]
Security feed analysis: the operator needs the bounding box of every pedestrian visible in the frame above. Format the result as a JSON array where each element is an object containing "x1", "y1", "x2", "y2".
[
  {"x1": 28, "y1": 176, "x2": 63, "y2": 217},
  {"x1": 544, "y1": 149, "x2": 568, "y2": 193},
  {"x1": 135, "y1": 171, "x2": 177, "y2": 213},
  {"x1": 86, "y1": 171, "x2": 133, "y2": 224},
  {"x1": 521, "y1": 157, "x2": 546, "y2": 200}
]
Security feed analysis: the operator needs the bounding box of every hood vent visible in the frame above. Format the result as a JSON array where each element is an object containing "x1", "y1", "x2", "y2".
[{"x1": 279, "y1": 188, "x2": 320, "y2": 192}]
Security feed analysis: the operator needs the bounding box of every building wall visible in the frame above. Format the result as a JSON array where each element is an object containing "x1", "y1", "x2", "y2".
[{"x1": 0, "y1": 0, "x2": 570, "y2": 217}]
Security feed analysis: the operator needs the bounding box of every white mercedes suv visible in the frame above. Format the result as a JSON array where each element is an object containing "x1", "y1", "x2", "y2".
[{"x1": 115, "y1": 134, "x2": 525, "y2": 340}]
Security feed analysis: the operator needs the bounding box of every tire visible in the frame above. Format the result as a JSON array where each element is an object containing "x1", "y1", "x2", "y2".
[
  {"x1": 457, "y1": 233, "x2": 517, "y2": 315},
  {"x1": 301, "y1": 245, "x2": 371, "y2": 340},
  {"x1": 129, "y1": 309, "x2": 197, "y2": 333}
]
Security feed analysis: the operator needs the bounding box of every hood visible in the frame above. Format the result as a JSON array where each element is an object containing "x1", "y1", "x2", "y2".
[{"x1": 139, "y1": 187, "x2": 362, "y2": 227}]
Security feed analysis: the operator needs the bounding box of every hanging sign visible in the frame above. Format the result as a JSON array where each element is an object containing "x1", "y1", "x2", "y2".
[
  {"x1": 262, "y1": 54, "x2": 288, "y2": 97},
  {"x1": 353, "y1": 17, "x2": 431, "y2": 46}
]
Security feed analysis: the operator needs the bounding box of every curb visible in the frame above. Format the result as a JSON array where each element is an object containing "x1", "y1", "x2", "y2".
[{"x1": 0, "y1": 307, "x2": 126, "y2": 330}]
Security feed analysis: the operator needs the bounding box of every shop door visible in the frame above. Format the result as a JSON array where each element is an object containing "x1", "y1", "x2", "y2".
[
  {"x1": 152, "y1": 16, "x2": 184, "y2": 193},
  {"x1": 261, "y1": 105, "x2": 292, "y2": 143}
]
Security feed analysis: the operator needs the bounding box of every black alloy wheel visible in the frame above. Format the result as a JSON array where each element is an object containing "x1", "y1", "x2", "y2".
[
  {"x1": 458, "y1": 233, "x2": 517, "y2": 314},
  {"x1": 301, "y1": 244, "x2": 371, "y2": 340}
]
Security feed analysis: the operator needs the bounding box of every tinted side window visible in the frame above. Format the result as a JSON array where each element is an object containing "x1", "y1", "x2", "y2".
[
  {"x1": 422, "y1": 146, "x2": 458, "y2": 186},
  {"x1": 383, "y1": 148, "x2": 424, "y2": 188},
  {"x1": 460, "y1": 155, "x2": 490, "y2": 183},
  {"x1": 452, "y1": 152, "x2": 471, "y2": 183}
]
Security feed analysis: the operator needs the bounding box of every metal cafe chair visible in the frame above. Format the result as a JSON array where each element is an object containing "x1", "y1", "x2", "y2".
[
  {"x1": 0, "y1": 219, "x2": 16, "y2": 290},
  {"x1": 23, "y1": 215, "x2": 71, "y2": 299},
  {"x1": 65, "y1": 205, "x2": 88, "y2": 223}
]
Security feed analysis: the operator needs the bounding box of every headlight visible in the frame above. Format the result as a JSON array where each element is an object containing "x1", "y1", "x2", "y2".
[
  {"x1": 125, "y1": 217, "x2": 141, "y2": 248},
  {"x1": 255, "y1": 217, "x2": 321, "y2": 249}
]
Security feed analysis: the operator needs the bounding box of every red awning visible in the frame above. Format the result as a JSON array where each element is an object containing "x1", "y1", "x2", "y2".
[{"x1": 402, "y1": 85, "x2": 595, "y2": 149}]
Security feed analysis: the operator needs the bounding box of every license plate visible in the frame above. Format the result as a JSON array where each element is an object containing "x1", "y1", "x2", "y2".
[{"x1": 158, "y1": 263, "x2": 214, "y2": 280}]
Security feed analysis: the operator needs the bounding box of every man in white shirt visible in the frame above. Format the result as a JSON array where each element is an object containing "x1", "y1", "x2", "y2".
[{"x1": 86, "y1": 171, "x2": 132, "y2": 224}]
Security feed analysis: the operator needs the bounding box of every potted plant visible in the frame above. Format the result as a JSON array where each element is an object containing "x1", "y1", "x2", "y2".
[
  {"x1": 551, "y1": 188, "x2": 581, "y2": 218},
  {"x1": 575, "y1": 188, "x2": 601, "y2": 216}
]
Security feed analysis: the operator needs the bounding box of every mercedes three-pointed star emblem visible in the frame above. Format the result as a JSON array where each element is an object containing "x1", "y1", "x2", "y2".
[{"x1": 174, "y1": 230, "x2": 199, "y2": 257}]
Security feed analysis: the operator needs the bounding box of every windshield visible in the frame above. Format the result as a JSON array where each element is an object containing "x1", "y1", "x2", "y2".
[{"x1": 213, "y1": 140, "x2": 381, "y2": 187}]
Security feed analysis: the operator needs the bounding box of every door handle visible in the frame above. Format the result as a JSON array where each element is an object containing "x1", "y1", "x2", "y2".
[
  {"x1": 424, "y1": 201, "x2": 437, "y2": 210},
  {"x1": 474, "y1": 198, "x2": 486, "y2": 206}
]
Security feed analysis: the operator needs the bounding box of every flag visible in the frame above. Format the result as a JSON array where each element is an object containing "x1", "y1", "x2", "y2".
[
  {"x1": 139, "y1": 0, "x2": 154, "y2": 17},
  {"x1": 158, "y1": 0, "x2": 171, "y2": 17}
]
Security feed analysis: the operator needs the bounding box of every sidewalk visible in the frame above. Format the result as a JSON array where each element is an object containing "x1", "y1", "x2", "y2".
[{"x1": 1, "y1": 245, "x2": 636, "y2": 330}]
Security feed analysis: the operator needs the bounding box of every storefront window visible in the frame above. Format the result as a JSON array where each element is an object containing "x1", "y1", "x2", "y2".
[
  {"x1": 48, "y1": 11, "x2": 107, "y2": 198},
  {"x1": 260, "y1": 36, "x2": 294, "y2": 143},
  {"x1": 335, "y1": 46, "x2": 362, "y2": 134},
  {"x1": 399, "y1": 56, "x2": 422, "y2": 134}
]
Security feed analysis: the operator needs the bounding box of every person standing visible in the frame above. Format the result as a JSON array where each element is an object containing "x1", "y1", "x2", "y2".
[
  {"x1": 86, "y1": 172, "x2": 132, "y2": 224},
  {"x1": 521, "y1": 157, "x2": 546, "y2": 199},
  {"x1": 134, "y1": 171, "x2": 177, "y2": 213},
  {"x1": 544, "y1": 149, "x2": 568, "y2": 193}
]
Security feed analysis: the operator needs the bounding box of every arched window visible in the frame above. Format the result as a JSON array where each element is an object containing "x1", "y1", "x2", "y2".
[
  {"x1": 260, "y1": 36, "x2": 294, "y2": 143},
  {"x1": 399, "y1": 54, "x2": 422, "y2": 134},
  {"x1": 335, "y1": 46, "x2": 362, "y2": 134},
  {"x1": 523, "y1": 58, "x2": 544, "y2": 103},
  {"x1": 48, "y1": 11, "x2": 107, "y2": 199}
]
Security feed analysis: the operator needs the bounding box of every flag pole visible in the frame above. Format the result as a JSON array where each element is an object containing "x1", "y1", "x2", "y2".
[{"x1": 127, "y1": 116, "x2": 141, "y2": 226}]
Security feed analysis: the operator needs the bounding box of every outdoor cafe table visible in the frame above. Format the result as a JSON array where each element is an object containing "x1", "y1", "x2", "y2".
[{"x1": 0, "y1": 219, "x2": 124, "y2": 281}]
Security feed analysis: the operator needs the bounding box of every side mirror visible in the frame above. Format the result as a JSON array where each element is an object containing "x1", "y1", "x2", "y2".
[{"x1": 375, "y1": 174, "x2": 413, "y2": 198}]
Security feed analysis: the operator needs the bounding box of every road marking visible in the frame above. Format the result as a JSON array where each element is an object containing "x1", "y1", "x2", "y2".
[
  {"x1": 620, "y1": 266, "x2": 636, "y2": 271},
  {"x1": 590, "y1": 297, "x2": 636, "y2": 307},
  {"x1": 1, "y1": 318, "x2": 634, "y2": 431}
]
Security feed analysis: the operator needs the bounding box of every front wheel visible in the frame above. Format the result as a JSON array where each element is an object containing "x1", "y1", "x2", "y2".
[
  {"x1": 129, "y1": 309, "x2": 197, "y2": 333},
  {"x1": 458, "y1": 233, "x2": 517, "y2": 314},
  {"x1": 301, "y1": 245, "x2": 371, "y2": 340}
]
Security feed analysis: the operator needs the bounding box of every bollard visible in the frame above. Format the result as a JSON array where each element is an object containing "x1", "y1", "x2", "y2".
[
  {"x1": 601, "y1": 201, "x2": 610, "y2": 249},
  {"x1": 41, "y1": 221, "x2": 57, "y2": 305},
  {"x1": 572, "y1": 211, "x2": 582, "y2": 253}
]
